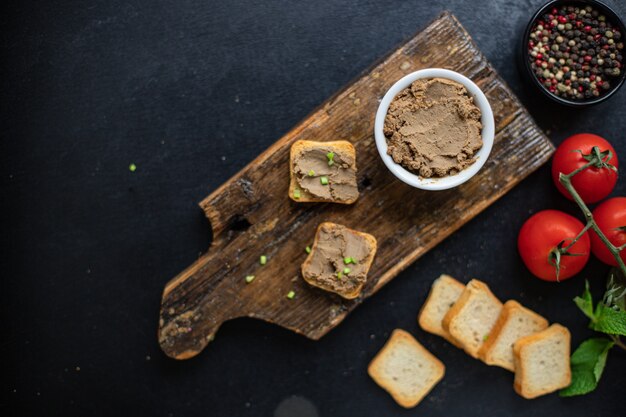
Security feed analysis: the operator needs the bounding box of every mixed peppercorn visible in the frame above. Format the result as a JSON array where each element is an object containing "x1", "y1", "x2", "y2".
[{"x1": 528, "y1": 4, "x2": 624, "y2": 101}]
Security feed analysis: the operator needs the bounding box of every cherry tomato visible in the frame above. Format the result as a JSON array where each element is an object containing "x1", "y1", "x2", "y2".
[
  {"x1": 590, "y1": 197, "x2": 626, "y2": 266},
  {"x1": 518, "y1": 210, "x2": 590, "y2": 281},
  {"x1": 551, "y1": 133, "x2": 618, "y2": 204}
]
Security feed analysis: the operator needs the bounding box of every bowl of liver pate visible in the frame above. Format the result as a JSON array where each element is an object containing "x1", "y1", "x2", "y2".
[{"x1": 374, "y1": 68, "x2": 495, "y2": 191}]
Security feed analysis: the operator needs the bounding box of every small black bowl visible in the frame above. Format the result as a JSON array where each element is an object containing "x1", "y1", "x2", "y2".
[{"x1": 521, "y1": 0, "x2": 626, "y2": 107}]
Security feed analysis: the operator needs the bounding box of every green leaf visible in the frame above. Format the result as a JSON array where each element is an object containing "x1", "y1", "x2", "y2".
[
  {"x1": 605, "y1": 268, "x2": 626, "y2": 312},
  {"x1": 560, "y1": 338, "x2": 614, "y2": 397},
  {"x1": 574, "y1": 280, "x2": 595, "y2": 320},
  {"x1": 591, "y1": 303, "x2": 626, "y2": 336}
]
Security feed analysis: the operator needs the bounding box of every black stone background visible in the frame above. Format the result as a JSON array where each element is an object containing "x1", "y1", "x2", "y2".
[{"x1": 2, "y1": 0, "x2": 626, "y2": 416}]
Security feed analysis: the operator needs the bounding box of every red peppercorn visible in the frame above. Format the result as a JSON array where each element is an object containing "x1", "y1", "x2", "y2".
[
  {"x1": 594, "y1": 34, "x2": 602, "y2": 40},
  {"x1": 536, "y1": 53, "x2": 543, "y2": 59},
  {"x1": 558, "y1": 16, "x2": 567, "y2": 24},
  {"x1": 569, "y1": 13, "x2": 576, "y2": 19},
  {"x1": 529, "y1": 41, "x2": 535, "y2": 48},
  {"x1": 579, "y1": 86, "x2": 584, "y2": 92},
  {"x1": 552, "y1": 78, "x2": 558, "y2": 84},
  {"x1": 584, "y1": 55, "x2": 592, "y2": 62},
  {"x1": 549, "y1": 86, "x2": 556, "y2": 92},
  {"x1": 584, "y1": 25, "x2": 592, "y2": 32},
  {"x1": 535, "y1": 59, "x2": 543, "y2": 66},
  {"x1": 552, "y1": 8, "x2": 558, "y2": 14},
  {"x1": 597, "y1": 80, "x2": 603, "y2": 86},
  {"x1": 565, "y1": 79, "x2": 571, "y2": 85},
  {"x1": 590, "y1": 75, "x2": 596, "y2": 81}
]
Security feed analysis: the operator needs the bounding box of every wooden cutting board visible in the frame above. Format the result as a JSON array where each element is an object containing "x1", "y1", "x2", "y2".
[{"x1": 158, "y1": 11, "x2": 554, "y2": 359}]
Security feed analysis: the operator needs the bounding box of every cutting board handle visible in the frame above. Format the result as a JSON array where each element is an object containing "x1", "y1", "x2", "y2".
[{"x1": 158, "y1": 177, "x2": 259, "y2": 359}]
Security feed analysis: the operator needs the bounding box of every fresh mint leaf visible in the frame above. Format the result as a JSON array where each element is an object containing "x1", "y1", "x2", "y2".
[
  {"x1": 560, "y1": 338, "x2": 614, "y2": 397},
  {"x1": 574, "y1": 280, "x2": 595, "y2": 320},
  {"x1": 591, "y1": 303, "x2": 626, "y2": 336}
]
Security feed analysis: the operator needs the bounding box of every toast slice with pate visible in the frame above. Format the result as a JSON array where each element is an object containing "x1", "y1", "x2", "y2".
[
  {"x1": 289, "y1": 140, "x2": 358, "y2": 204},
  {"x1": 513, "y1": 324, "x2": 571, "y2": 399},
  {"x1": 418, "y1": 274, "x2": 465, "y2": 347},
  {"x1": 479, "y1": 300, "x2": 549, "y2": 371},
  {"x1": 301, "y1": 222, "x2": 376, "y2": 299},
  {"x1": 442, "y1": 279, "x2": 503, "y2": 358},
  {"x1": 368, "y1": 329, "x2": 445, "y2": 408}
]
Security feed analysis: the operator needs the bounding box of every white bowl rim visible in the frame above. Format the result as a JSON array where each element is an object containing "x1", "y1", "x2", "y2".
[{"x1": 374, "y1": 68, "x2": 495, "y2": 191}]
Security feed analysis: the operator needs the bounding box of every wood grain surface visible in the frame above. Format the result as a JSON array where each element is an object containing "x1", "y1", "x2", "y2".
[{"x1": 158, "y1": 11, "x2": 554, "y2": 359}]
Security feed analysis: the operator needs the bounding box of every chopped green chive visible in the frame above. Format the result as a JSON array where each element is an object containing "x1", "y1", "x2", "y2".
[
  {"x1": 293, "y1": 188, "x2": 301, "y2": 199},
  {"x1": 483, "y1": 334, "x2": 489, "y2": 342},
  {"x1": 343, "y1": 257, "x2": 354, "y2": 264},
  {"x1": 129, "y1": 163, "x2": 137, "y2": 172},
  {"x1": 245, "y1": 275, "x2": 255, "y2": 284},
  {"x1": 343, "y1": 267, "x2": 351, "y2": 274},
  {"x1": 328, "y1": 160, "x2": 334, "y2": 167},
  {"x1": 337, "y1": 271, "x2": 343, "y2": 279},
  {"x1": 326, "y1": 152, "x2": 335, "y2": 163},
  {"x1": 260, "y1": 255, "x2": 267, "y2": 265},
  {"x1": 287, "y1": 290, "x2": 295, "y2": 299},
  {"x1": 308, "y1": 169, "x2": 315, "y2": 177},
  {"x1": 305, "y1": 246, "x2": 311, "y2": 254},
  {"x1": 320, "y1": 176, "x2": 329, "y2": 185}
]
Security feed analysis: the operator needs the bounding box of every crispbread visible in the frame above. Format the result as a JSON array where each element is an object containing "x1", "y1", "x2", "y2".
[
  {"x1": 513, "y1": 324, "x2": 571, "y2": 399},
  {"x1": 442, "y1": 279, "x2": 503, "y2": 358},
  {"x1": 418, "y1": 274, "x2": 465, "y2": 347},
  {"x1": 301, "y1": 222, "x2": 376, "y2": 299},
  {"x1": 479, "y1": 300, "x2": 549, "y2": 371},
  {"x1": 289, "y1": 139, "x2": 358, "y2": 204},
  {"x1": 368, "y1": 329, "x2": 445, "y2": 408}
]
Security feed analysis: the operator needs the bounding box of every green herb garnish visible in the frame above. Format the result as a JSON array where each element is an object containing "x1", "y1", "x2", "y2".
[
  {"x1": 129, "y1": 163, "x2": 137, "y2": 172},
  {"x1": 287, "y1": 290, "x2": 295, "y2": 299},
  {"x1": 343, "y1": 257, "x2": 354, "y2": 265},
  {"x1": 260, "y1": 255, "x2": 267, "y2": 265},
  {"x1": 245, "y1": 275, "x2": 255, "y2": 284},
  {"x1": 560, "y1": 272, "x2": 626, "y2": 397},
  {"x1": 343, "y1": 267, "x2": 351, "y2": 274},
  {"x1": 293, "y1": 188, "x2": 301, "y2": 199},
  {"x1": 337, "y1": 271, "x2": 343, "y2": 279},
  {"x1": 305, "y1": 246, "x2": 311, "y2": 254},
  {"x1": 308, "y1": 169, "x2": 315, "y2": 177},
  {"x1": 320, "y1": 176, "x2": 329, "y2": 185},
  {"x1": 326, "y1": 152, "x2": 335, "y2": 167}
]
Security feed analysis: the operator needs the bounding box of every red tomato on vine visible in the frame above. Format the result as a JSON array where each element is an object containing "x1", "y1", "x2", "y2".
[
  {"x1": 590, "y1": 197, "x2": 626, "y2": 267},
  {"x1": 551, "y1": 134, "x2": 618, "y2": 204},
  {"x1": 518, "y1": 210, "x2": 590, "y2": 281}
]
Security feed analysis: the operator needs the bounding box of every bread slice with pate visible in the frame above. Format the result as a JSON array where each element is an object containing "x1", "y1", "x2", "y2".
[
  {"x1": 289, "y1": 140, "x2": 358, "y2": 204},
  {"x1": 301, "y1": 222, "x2": 376, "y2": 299}
]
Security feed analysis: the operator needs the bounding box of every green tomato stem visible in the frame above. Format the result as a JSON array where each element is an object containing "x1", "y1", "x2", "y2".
[{"x1": 558, "y1": 147, "x2": 626, "y2": 278}]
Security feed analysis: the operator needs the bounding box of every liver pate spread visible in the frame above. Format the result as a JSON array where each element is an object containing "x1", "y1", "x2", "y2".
[
  {"x1": 292, "y1": 146, "x2": 358, "y2": 202},
  {"x1": 302, "y1": 223, "x2": 373, "y2": 297},
  {"x1": 384, "y1": 77, "x2": 483, "y2": 178}
]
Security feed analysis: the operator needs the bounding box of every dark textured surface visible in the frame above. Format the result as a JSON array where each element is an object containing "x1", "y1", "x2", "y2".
[{"x1": 2, "y1": 0, "x2": 625, "y2": 416}]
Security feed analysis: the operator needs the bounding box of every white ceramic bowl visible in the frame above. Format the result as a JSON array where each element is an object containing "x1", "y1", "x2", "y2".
[{"x1": 374, "y1": 68, "x2": 495, "y2": 191}]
